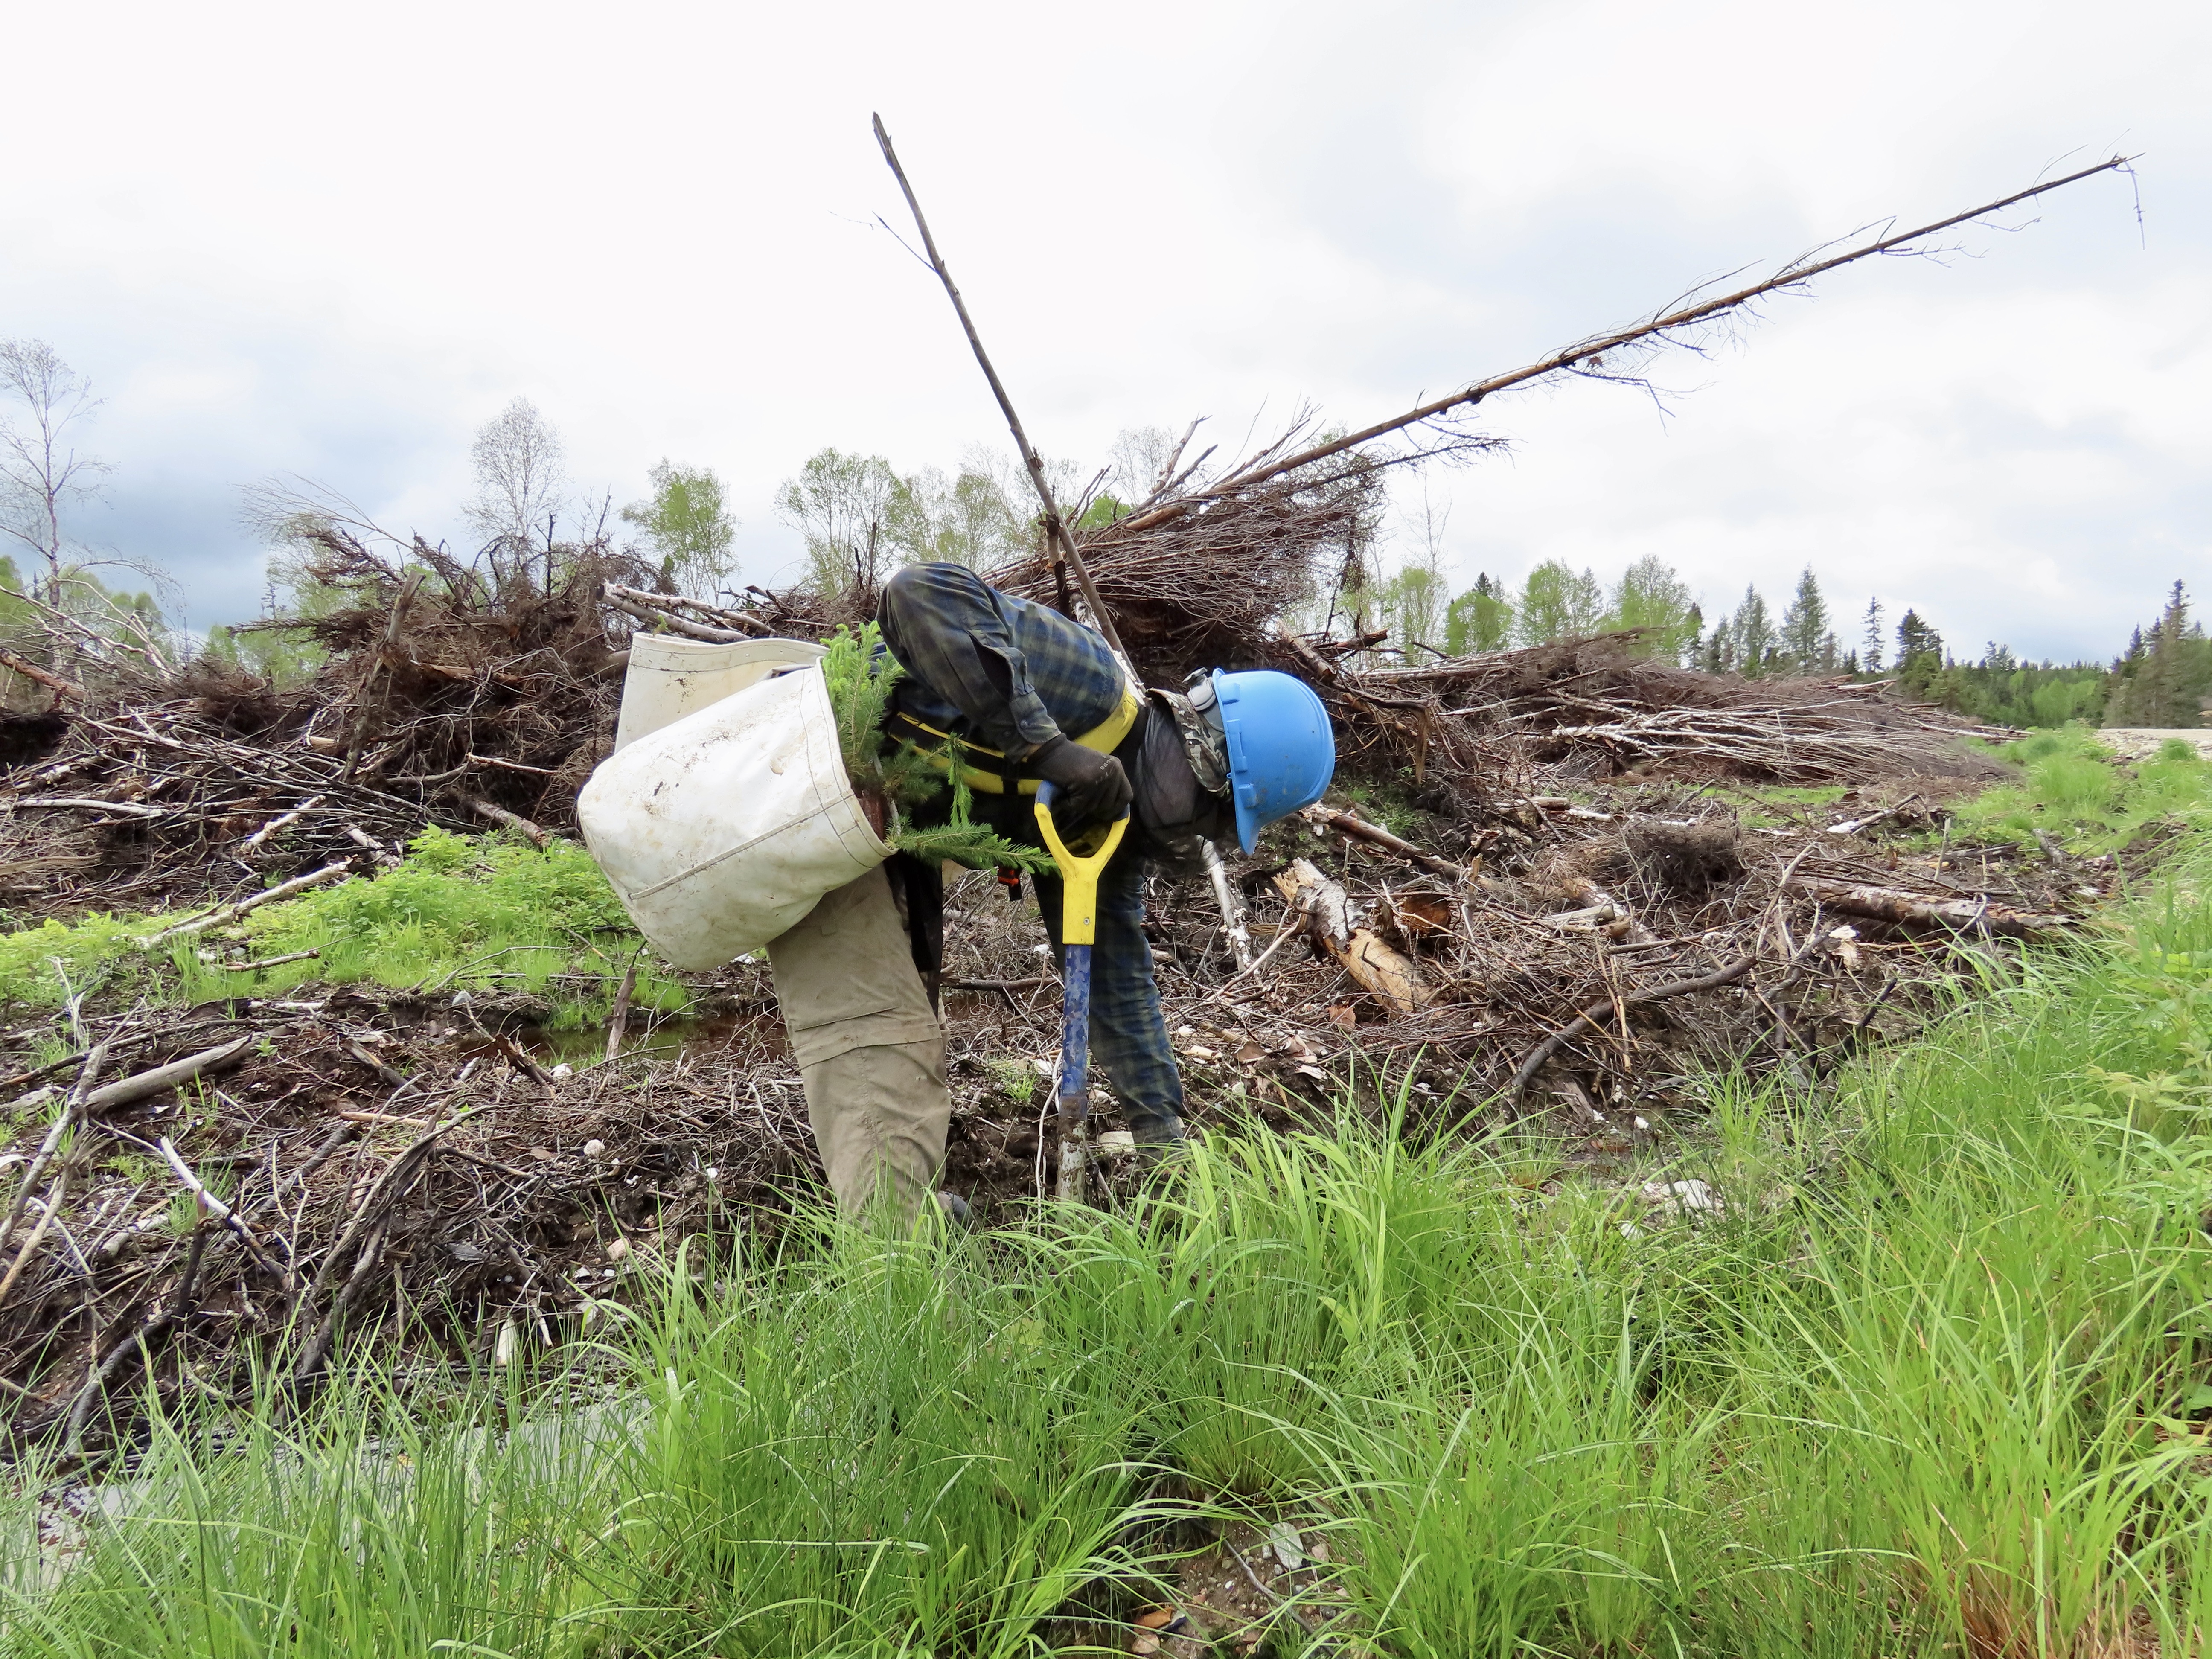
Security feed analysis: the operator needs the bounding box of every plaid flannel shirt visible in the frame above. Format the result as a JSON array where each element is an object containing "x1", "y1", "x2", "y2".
[
  {"x1": 877, "y1": 563, "x2": 1185, "y2": 1131},
  {"x1": 878, "y1": 562, "x2": 1125, "y2": 757}
]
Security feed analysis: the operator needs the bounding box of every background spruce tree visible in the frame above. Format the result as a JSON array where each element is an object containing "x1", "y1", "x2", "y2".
[
  {"x1": 1778, "y1": 568, "x2": 1833, "y2": 672},
  {"x1": 1443, "y1": 573, "x2": 1514, "y2": 654},
  {"x1": 1861, "y1": 597, "x2": 1886, "y2": 673},
  {"x1": 1893, "y1": 610, "x2": 1947, "y2": 695},
  {"x1": 1729, "y1": 586, "x2": 1777, "y2": 677},
  {"x1": 2105, "y1": 582, "x2": 2212, "y2": 728}
]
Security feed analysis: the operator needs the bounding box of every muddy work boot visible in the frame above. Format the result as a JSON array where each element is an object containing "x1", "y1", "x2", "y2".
[
  {"x1": 936, "y1": 1190, "x2": 981, "y2": 1231},
  {"x1": 1127, "y1": 1114, "x2": 1188, "y2": 1172}
]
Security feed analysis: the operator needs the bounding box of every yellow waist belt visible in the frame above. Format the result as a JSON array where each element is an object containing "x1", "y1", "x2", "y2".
[{"x1": 886, "y1": 681, "x2": 1141, "y2": 796}]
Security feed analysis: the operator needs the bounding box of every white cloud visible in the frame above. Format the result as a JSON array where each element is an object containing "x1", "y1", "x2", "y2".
[{"x1": 0, "y1": 0, "x2": 2202, "y2": 657}]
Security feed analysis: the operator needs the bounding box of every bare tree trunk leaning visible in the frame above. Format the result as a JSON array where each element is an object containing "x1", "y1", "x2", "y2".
[
  {"x1": 871, "y1": 114, "x2": 1136, "y2": 680},
  {"x1": 1273, "y1": 859, "x2": 1432, "y2": 1016}
]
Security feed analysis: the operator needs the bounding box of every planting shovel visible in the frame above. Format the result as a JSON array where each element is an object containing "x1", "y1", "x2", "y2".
[{"x1": 1033, "y1": 782, "x2": 1129, "y2": 1204}]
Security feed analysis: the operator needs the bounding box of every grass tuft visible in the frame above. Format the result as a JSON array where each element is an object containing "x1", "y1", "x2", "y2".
[{"x1": 1946, "y1": 725, "x2": 2212, "y2": 853}]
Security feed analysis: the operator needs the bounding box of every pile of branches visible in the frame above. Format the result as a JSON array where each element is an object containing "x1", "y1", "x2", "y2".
[
  {"x1": 1303, "y1": 632, "x2": 2014, "y2": 795},
  {"x1": 1239, "y1": 792, "x2": 2084, "y2": 1116},
  {"x1": 212, "y1": 526, "x2": 643, "y2": 826},
  {"x1": 0, "y1": 977, "x2": 800, "y2": 1457},
  {"x1": 2, "y1": 527, "x2": 658, "y2": 915},
  {"x1": 985, "y1": 412, "x2": 1454, "y2": 684},
  {"x1": 3, "y1": 697, "x2": 436, "y2": 918}
]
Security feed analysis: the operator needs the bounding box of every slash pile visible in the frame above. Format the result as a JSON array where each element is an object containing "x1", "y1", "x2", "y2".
[{"x1": 0, "y1": 542, "x2": 2136, "y2": 1458}]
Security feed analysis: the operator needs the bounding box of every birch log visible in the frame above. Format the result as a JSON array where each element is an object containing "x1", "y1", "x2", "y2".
[
  {"x1": 1273, "y1": 859, "x2": 1433, "y2": 1016},
  {"x1": 1783, "y1": 877, "x2": 2073, "y2": 939}
]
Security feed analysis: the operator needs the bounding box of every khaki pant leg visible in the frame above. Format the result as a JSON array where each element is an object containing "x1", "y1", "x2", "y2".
[{"x1": 765, "y1": 864, "x2": 948, "y2": 1218}]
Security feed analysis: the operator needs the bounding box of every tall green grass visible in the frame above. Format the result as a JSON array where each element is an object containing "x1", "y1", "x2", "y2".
[
  {"x1": 1949, "y1": 725, "x2": 2212, "y2": 852},
  {"x1": 12, "y1": 853, "x2": 2212, "y2": 1654}
]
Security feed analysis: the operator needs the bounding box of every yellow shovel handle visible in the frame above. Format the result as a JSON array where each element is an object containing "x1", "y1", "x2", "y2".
[{"x1": 1032, "y1": 796, "x2": 1128, "y2": 946}]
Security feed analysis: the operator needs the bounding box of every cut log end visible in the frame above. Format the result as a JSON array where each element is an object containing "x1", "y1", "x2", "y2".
[{"x1": 1273, "y1": 858, "x2": 1435, "y2": 1016}]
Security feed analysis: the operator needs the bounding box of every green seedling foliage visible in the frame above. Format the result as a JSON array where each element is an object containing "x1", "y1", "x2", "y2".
[
  {"x1": 0, "y1": 914, "x2": 146, "y2": 1014},
  {"x1": 896, "y1": 742, "x2": 1054, "y2": 875},
  {"x1": 821, "y1": 622, "x2": 1053, "y2": 874},
  {"x1": 0, "y1": 828, "x2": 684, "y2": 1027},
  {"x1": 982, "y1": 1054, "x2": 1038, "y2": 1103},
  {"x1": 819, "y1": 620, "x2": 937, "y2": 811}
]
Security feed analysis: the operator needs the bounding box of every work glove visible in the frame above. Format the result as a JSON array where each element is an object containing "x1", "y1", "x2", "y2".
[{"x1": 1031, "y1": 733, "x2": 1132, "y2": 832}]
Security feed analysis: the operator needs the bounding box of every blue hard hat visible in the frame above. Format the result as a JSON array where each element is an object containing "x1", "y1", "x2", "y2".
[{"x1": 1209, "y1": 669, "x2": 1336, "y2": 853}]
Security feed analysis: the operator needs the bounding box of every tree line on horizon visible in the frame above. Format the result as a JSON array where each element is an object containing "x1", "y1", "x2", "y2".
[
  {"x1": 3, "y1": 343, "x2": 2204, "y2": 731},
  {"x1": 1408, "y1": 562, "x2": 2207, "y2": 730},
  {"x1": 1351, "y1": 555, "x2": 2140, "y2": 728},
  {"x1": 749, "y1": 437, "x2": 2208, "y2": 734}
]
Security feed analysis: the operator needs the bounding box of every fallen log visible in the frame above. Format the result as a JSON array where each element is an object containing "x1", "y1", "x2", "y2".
[
  {"x1": 84, "y1": 1036, "x2": 257, "y2": 1113},
  {"x1": 466, "y1": 797, "x2": 553, "y2": 849},
  {"x1": 602, "y1": 591, "x2": 760, "y2": 645},
  {"x1": 1273, "y1": 859, "x2": 1433, "y2": 1016},
  {"x1": 603, "y1": 583, "x2": 772, "y2": 638},
  {"x1": 0, "y1": 648, "x2": 84, "y2": 700},
  {"x1": 1783, "y1": 876, "x2": 2072, "y2": 940},
  {"x1": 139, "y1": 861, "x2": 357, "y2": 945}
]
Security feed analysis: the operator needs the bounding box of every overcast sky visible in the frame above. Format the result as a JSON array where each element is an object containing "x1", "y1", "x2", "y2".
[{"x1": 2, "y1": 0, "x2": 2203, "y2": 662}]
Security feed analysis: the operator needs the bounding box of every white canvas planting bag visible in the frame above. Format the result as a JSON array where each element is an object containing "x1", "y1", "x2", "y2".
[
  {"x1": 578, "y1": 638, "x2": 889, "y2": 969},
  {"x1": 609, "y1": 631, "x2": 827, "y2": 754}
]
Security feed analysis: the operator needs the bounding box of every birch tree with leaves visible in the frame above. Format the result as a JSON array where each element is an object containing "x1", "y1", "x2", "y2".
[
  {"x1": 0, "y1": 339, "x2": 108, "y2": 604},
  {"x1": 621, "y1": 461, "x2": 739, "y2": 597},
  {"x1": 777, "y1": 448, "x2": 903, "y2": 603}
]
